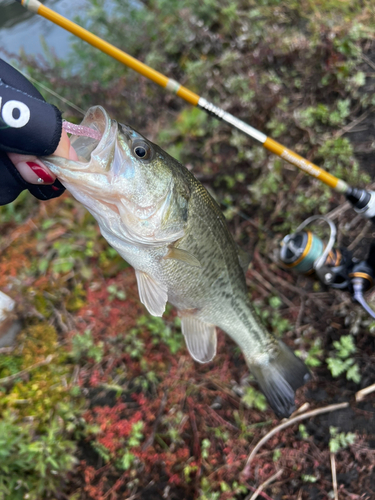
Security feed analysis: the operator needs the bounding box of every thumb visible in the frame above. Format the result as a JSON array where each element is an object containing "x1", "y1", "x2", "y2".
[{"x1": 8, "y1": 131, "x2": 78, "y2": 185}]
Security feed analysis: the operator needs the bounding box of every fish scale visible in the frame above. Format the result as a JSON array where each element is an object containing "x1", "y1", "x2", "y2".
[
  {"x1": 44, "y1": 105, "x2": 310, "y2": 418},
  {"x1": 164, "y1": 174, "x2": 265, "y2": 347}
]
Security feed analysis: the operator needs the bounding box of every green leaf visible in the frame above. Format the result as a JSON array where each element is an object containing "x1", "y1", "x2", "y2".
[
  {"x1": 121, "y1": 452, "x2": 135, "y2": 470},
  {"x1": 346, "y1": 363, "x2": 361, "y2": 383}
]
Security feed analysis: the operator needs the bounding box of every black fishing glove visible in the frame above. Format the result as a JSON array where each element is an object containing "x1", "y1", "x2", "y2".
[{"x1": 0, "y1": 58, "x2": 65, "y2": 205}]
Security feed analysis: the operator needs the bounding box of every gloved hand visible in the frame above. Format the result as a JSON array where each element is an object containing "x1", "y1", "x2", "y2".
[{"x1": 0, "y1": 58, "x2": 77, "y2": 205}]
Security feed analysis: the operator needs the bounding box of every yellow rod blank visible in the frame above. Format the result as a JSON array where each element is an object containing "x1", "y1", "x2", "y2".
[
  {"x1": 39, "y1": 4, "x2": 169, "y2": 88},
  {"x1": 20, "y1": 0, "x2": 200, "y2": 105},
  {"x1": 263, "y1": 138, "x2": 347, "y2": 192}
]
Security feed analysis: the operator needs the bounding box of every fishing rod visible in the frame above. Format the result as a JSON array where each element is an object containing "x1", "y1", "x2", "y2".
[
  {"x1": 16, "y1": 0, "x2": 375, "y2": 223},
  {"x1": 15, "y1": 1, "x2": 375, "y2": 318}
]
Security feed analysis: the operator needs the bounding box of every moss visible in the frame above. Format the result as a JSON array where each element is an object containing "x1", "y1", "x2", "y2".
[
  {"x1": 0, "y1": 323, "x2": 83, "y2": 429},
  {"x1": 66, "y1": 283, "x2": 87, "y2": 312},
  {"x1": 0, "y1": 356, "x2": 23, "y2": 379},
  {"x1": 19, "y1": 324, "x2": 58, "y2": 365}
]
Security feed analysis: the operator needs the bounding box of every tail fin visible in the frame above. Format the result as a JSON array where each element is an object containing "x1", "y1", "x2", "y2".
[{"x1": 250, "y1": 340, "x2": 311, "y2": 418}]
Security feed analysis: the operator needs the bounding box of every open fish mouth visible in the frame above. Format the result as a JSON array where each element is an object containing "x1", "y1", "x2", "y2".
[
  {"x1": 67, "y1": 106, "x2": 111, "y2": 163},
  {"x1": 41, "y1": 106, "x2": 172, "y2": 223},
  {"x1": 43, "y1": 106, "x2": 117, "y2": 176}
]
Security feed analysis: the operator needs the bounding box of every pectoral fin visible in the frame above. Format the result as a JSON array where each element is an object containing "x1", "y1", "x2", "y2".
[
  {"x1": 165, "y1": 246, "x2": 201, "y2": 268},
  {"x1": 135, "y1": 270, "x2": 168, "y2": 317},
  {"x1": 181, "y1": 315, "x2": 217, "y2": 363}
]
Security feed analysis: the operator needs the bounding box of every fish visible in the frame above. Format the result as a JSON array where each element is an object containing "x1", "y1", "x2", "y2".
[{"x1": 43, "y1": 106, "x2": 310, "y2": 418}]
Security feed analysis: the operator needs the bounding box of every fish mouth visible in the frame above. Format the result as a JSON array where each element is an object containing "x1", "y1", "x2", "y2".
[
  {"x1": 69, "y1": 106, "x2": 112, "y2": 163},
  {"x1": 42, "y1": 106, "x2": 117, "y2": 176}
]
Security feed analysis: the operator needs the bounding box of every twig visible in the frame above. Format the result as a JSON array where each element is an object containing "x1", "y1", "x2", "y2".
[
  {"x1": 361, "y1": 53, "x2": 375, "y2": 71},
  {"x1": 204, "y1": 379, "x2": 241, "y2": 408},
  {"x1": 325, "y1": 202, "x2": 351, "y2": 221},
  {"x1": 0, "y1": 218, "x2": 37, "y2": 253},
  {"x1": 188, "y1": 397, "x2": 201, "y2": 459},
  {"x1": 102, "y1": 472, "x2": 135, "y2": 500},
  {"x1": 52, "y1": 308, "x2": 69, "y2": 333},
  {"x1": 245, "y1": 484, "x2": 275, "y2": 500},
  {"x1": 290, "y1": 402, "x2": 310, "y2": 418},
  {"x1": 249, "y1": 269, "x2": 296, "y2": 308},
  {"x1": 347, "y1": 220, "x2": 372, "y2": 251},
  {"x1": 344, "y1": 213, "x2": 363, "y2": 232},
  {"x1": 355, "y1": 383, "x2": 375, "y2": 402},
  {"x1": 142, "y1": 391, "x2": 168, "y2": 450},
  {"x1": 207, "y1": 405, "x2": 239, "y2": 432},
  {"x1": 69, "y1": 365, "x2": 80, "y2": 389},
  {"x1": 246, "y1": 469, "x2": 283, "y2": 500},
  {"x1": 348, "y1": 126, "x2": 369, "y2": 134},
  {"x1": 330, "y1": 452, "x2": 338, "y2": 500},
  {"x1": 341, "y1": 487, "x2": 362, "y2": 499},
  {"x1": 253, "y1": 251, "x2": 327, "y2": 309},
  {"x1": 242, "y1": 402, "x2": 349, "y2": 477},
  {"x1": 0, "y1": 354, "x2": 54, "y2": 385},
  {"x1": 295, "y1": 298, "x2": 305, "y2": 331},
  {"x1": 335, "y1": 105, "x2": 375, "y2": 138}
]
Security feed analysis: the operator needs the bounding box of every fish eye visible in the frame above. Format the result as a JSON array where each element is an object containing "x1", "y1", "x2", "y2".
[
  {"x1": 134, "y1": 146, "x2": 146, "y2": 158},
  {"x1": 132, "y1": 141, "x2": 152, "y2": 160}
]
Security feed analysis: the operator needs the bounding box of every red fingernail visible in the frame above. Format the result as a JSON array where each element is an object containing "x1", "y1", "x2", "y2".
[{"x1": 26, "y1": 162, "x2": 54, "y2": 183}]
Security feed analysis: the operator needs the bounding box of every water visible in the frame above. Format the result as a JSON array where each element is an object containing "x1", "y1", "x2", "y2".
[
  {"x1": 0, "y1": 0, "x2": 91, "y2": 64},
  {"x1": 0, "y1": 0, "x2": 140, "y2": 112}
]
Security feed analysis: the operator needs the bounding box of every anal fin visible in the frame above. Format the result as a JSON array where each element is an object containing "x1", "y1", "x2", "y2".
[
  {"x1": 135, "y1": 270, "x2": 168, "y2": 317},
  {"x1": 181, "y1": 314, "x2": 217, "y2": 363}
]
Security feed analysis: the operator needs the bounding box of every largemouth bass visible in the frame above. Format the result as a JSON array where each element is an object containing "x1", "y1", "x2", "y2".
[{"x1": 44, "y1": 106, "x2": 310, "y2": 418}]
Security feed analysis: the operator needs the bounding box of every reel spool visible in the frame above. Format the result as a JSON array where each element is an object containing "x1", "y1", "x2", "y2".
[
  {"x1": 279, "y1": 216, "x2": 349, "y2": 287},
  {"x1": 279, "y1": 215, "x2": 375, "y2": 318}
]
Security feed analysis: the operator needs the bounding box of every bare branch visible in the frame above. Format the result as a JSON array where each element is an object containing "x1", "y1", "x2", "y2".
[
  {"x1": 330, "y1": 452, "x2": 338, "y2": 500},
  {"x1": 242, "y1": 402, "x2": 349, "y2": 477},
  {"x1": 355, "y1": 383, "x2": 375, "y2": 402},
  {"x1": 246, "y1": 469, "x2": 284, "y2": 500}
]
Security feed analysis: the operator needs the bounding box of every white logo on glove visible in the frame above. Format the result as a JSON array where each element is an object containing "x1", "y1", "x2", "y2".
[{"x1": 0, "y1": 97, "x2": 31, "y2": 128}]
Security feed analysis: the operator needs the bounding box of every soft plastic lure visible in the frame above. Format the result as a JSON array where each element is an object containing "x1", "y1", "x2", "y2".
[{"x1": 62, "y1": 120, "x2": 102, "y2": 141}]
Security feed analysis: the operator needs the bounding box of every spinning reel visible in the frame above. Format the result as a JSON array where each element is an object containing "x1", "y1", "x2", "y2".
[{"x1": 279, "y1": 215, "x2": 375, "y2": 319}]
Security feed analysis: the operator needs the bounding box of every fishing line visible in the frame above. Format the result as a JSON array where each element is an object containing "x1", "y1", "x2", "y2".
[
  {"x1": 15, "y1": 0, "x2": 375, "y2": 223},
  {"x1": 18, "y1": 68, "x2": 86, "y2": 115}
]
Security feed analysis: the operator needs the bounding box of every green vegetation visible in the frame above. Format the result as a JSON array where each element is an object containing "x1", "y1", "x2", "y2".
[
  {"x1": 329, "y1": 426, "x2": 356, "y2": 453},
  {"x1": 255, "y1": 295, "x2": 292, "y2": 337},
  {"x1": 301, "y1": 474, "x2": 318, "y2": 483},
  {"x1": 0, "y1": 325, "x2": 84, "y2": 500},
  {"x1": 296, "y1": 337, "x2": 324, "y2": 368},
  {"x1": 0, "y1": 413, "x2": 77, "y2": 500},
  {"x1": 326, "y1": 334, "x2": 361, "y2": 383},
  {"x1": 71, "y1": 329, "x2": 104, "y2": 363},
  {"x1": 241, "y1": 385, "x2": 268, "y2": 411}
]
